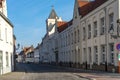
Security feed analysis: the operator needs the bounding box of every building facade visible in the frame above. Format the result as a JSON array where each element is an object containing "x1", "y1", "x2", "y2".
[
  {"x1": 40, "y1": 0, "x2": 120, "y2": 73},
  {"x1": 0, "y1": 0, "x2": 14, "y2": 75}
]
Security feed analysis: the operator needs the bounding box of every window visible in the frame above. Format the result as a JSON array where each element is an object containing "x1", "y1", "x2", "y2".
[
  {"x1": 109, "y1": 44, "x2": 114, "y2": 64},
  {"x1": 74, "y1": 31, "x2": 76, "y2": 43},
  {"x1": 94, "y1": 46, "x2": 98, "y2": 63},
  {"x1": 94, "y1": 46, "x2": 98, "y2": 53},
  {"x1": 96, "y1": 54, "x2": 98, "y2": 64},
  {"x1": 102, "y1": 54, "x2": 105, "y2": 63},
  {"x1": 68, "y1": 34, "x2": 70, "y2": 45},
  {"x1": 88, "y1": 47, "x2": 92, "y2": 62},
  {"x1": 88, "y1": 24, "x2": 91, "y2": 39},
  {"x1": 94, "y1": 21, "x2": 97, "y2": 37},
  {"x1": 78, "y1": 29, "x2": 80, "y2": 42},
  {"x1": 71, "y1": 33, "x2": 73, "y2": 44},
  {"x1": 0, "y1": 51, "x2": 3, "y2": 67},
  {"x1": 101, "y1": 45, "x2": 105, "y2": 63},
  {"x1": 109, "y1": 13, "x2": 114, "y2": 33},
  {"x1": 100, "y1": 17, "x2": 105, "y2": 35},
  {"x1": 83, "y1": 48, "x2": 86, "y2": 62},
  {"x1": 6, "y1": 52, "x2": 9, "y2": 66},
  {"x1": 101, "y1": 45, "x2": 105, "y2": 52},
  {"x1": 5, "y1": 28, "x2": 8, "y2": 43},
  {"x1": 66, "y1": 35, "x2": 67, "y2": 46},
  {"x1": 83, "y1": 27, "x2": 86, "y2": 40}
]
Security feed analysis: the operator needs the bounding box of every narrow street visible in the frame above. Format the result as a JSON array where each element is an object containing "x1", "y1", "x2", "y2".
[
  {"x1": 0, "y1": 63, "x2": 120, "y2": 80},
  {"x1": 0, "y1": 63, "x2": 89, "y2": 80}
]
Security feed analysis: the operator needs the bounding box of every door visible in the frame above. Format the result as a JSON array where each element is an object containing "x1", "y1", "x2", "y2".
[{"x1": 119, "y1": 61, "x2": 120, "y2": 73}]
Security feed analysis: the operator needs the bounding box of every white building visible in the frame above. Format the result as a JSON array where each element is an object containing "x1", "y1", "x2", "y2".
[
  {"x1": 0, "y1": 0, "x2": 14, "y2": 75},
  {"x1": 40, "y1": 0, "x2": 120, "y2": 73}
]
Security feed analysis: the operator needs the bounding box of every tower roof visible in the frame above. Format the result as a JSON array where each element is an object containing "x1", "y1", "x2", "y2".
[{"x1": 48, "y1": 8, "x2": 58, "y2": 19}]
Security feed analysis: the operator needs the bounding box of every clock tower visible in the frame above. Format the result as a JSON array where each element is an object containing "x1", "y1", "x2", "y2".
[{"x1": 46, "y1": 7, "x2": 62, "y2": 33}]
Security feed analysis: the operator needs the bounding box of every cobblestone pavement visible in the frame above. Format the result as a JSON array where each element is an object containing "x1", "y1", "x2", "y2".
[{"x1": 0, "y1": 63, "x2": 89, "y2": 80}]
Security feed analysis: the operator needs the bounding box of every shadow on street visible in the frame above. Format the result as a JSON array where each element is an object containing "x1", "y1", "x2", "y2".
[{"x1": 15, "y1": 62, "x2": 82, "y2": 73}]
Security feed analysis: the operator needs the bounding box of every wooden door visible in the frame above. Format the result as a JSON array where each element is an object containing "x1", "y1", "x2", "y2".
[{"x1": 119, "y1": 61, "x2": 120, "y2": 73}]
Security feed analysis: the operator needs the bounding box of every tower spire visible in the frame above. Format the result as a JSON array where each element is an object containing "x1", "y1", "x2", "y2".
[{"x1": 48, "y1": 6, "x2": 58, "y2": 19}]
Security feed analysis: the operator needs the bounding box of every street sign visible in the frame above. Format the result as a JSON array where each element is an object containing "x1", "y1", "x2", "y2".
[
  {"x1": 116, "y1": 43, "x2": 120, "y2": 51},
  {"x1": 118, "y1": 54, "x2": 120, "y2": 61}
]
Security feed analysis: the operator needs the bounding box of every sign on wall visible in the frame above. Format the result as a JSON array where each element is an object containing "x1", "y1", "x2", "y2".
[{"x1": 116, "y1": 43, "x2": 120, "y2": 51}]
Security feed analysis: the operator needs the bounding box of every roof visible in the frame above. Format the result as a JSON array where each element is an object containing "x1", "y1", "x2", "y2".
[
  {"x1": 23, "y1": 46, "x2": 34, "y2": 55},
  {"x1": 57, "y1": 19, "x2": 73, "y2": 32},
  {"x1": 48, "y1": 8, "x2": 58, "y2": 19},
  {"x1": 78, "y1": 0, "x2": 108, "y2": 17},
  {"x1": 0, "y1": 11, "x2": 14, "y2": 28}
]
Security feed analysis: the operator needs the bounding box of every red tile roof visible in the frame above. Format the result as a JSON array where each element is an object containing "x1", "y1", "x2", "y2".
[
  {"x1": 57, "y1": 20, "x2": 73, "y2": 32},
  {"x1": 57, "y1": 21, "x2": 68, "y2": 32},
  {"x1": 78, "y1": 0, "x2": 108, "y2": 17},
  {"x1": 78, "y1": 0, "x2": 89, "y2": 7}
]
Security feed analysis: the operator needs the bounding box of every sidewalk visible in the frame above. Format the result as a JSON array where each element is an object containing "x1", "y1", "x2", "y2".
[
  {"x1": 50, "y1": 65, "x2": 120, "y2": 80},
  {"x1": 76, "y1": 73, "x2": 120, "y2": 80},
  {"x1": 66, "y1": 67, "x2": 120, "y2": 80}
]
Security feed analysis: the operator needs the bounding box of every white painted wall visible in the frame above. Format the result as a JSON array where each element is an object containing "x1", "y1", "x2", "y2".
[{"x1": 0, "y1": 16, "x2": 13, "y2": 75}]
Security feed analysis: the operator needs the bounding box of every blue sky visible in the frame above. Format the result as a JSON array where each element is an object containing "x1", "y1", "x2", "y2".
[{"x1": 7, "y1": 0, "x2": 74, "y2": 47}]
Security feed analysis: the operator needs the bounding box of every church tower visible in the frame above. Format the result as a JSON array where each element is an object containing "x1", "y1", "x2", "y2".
[
  {"x1": 46, "y1": 7, "x2": 62, "y2": 33},
  {"x1": 0, "y1": 0, "x2": 7, "y2": 17}
]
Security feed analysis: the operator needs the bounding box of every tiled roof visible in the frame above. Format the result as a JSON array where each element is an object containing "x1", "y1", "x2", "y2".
[
  {"x1": 57, "y1": 20, "x2": 73, "y2": 32},
  {"x1": 78, "y1": 0, "x2": 108, "y2": 17},
  {"x1": 57, "y1": 21, "x2": 68, "y2": 32},
  {"x1": 23, "y1": 46, "x2": 34, "y2": 55}
]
